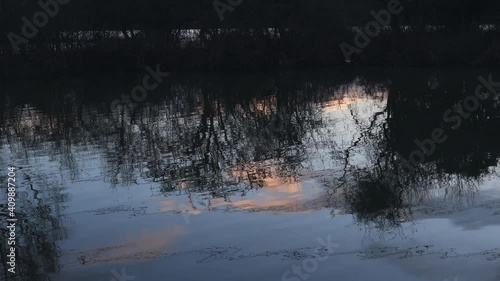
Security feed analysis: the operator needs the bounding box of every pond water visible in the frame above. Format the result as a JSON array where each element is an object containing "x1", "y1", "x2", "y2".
[{"x1": 0, "y1": 68, "x2": 499, "y2": 281}]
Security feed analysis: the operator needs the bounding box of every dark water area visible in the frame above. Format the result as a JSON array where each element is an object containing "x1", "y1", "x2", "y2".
[{"x1": 1, "y1": 68, "x2": 500, "y2": 281}]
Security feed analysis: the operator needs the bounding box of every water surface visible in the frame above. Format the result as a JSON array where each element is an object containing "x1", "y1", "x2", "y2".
[{"x1": 1, "y1": 69, "x2": 499, "y2": 281}]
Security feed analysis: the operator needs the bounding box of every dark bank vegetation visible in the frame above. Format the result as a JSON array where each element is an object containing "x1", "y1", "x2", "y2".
[{"x1": 2, "y1": 0, "x2": 500, "y2": 77}]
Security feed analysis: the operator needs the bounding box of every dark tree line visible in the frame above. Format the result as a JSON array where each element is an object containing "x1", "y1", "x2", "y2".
[{"x1": 1, "y1": 0, "x2": 500, "y2": 76}]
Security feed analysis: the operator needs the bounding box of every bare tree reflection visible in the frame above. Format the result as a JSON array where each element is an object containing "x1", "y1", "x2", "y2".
[
  {"x1": 1, "y1": 70, "x2": 500, "y2": 279},
  {"x1": 335, "y1": 69, "x2": 500, "y2": 229}
]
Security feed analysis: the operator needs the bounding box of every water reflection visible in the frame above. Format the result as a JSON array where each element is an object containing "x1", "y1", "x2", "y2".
[
  {"x1": 0, "y1": 69, "x2": 499, "y2": 279},
  {"x1": 0, "y1": 153, "x2": 67, "y2": 281},
  {"x1": 335, "y1": 70, "x2": 500, "y2": 229}
]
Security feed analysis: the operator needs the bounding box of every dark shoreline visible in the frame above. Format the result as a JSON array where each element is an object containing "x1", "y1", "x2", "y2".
[{"x1": 3, "y1": 29, "x2": 500, "y2": 79}]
